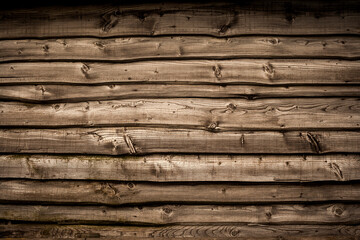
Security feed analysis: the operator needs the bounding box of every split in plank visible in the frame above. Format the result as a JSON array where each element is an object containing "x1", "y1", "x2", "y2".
[
  {"x1": 1, "y1": 223, "x2": 359, "y2": 239},
  {"x1": 1, "y1": 60, "x2": 359, "y2": 85},
  {"x1": 0, "y1": 203, "x2": 359, "y2": 224},
  {"x1": 1, "y1": 180, "x2": 360, "y2": 205},
  {"x1": 1, "y1": 98, "x2": 359, "y2": 130},
  {"x1": 0, "y1": 1, "x2": 359, "y2": 38},
  {"x1": 0, "y1": 154, "x2": 358, "y2": 182},
  {"x1": 0, "y1": 128, "x2": 359, "y2": 154},
  {"x1": 1, "y1": 84, "x2": 360, "y2": 103},
  {"x1": 2, "y1": 36, "x2": 360, "y2": 62}
]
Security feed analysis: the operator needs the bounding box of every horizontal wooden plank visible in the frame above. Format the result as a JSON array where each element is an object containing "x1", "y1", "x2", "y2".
[
  {"x1": 0, "y1": 129, "x2": 359, "y2": 154},
  {"x1": 0, "y1": 1, "x2": 359, "y2": 38},
  {"x1": 2, "y1": 84, "x2": 360, "y2": 102},
  {"x1": 1, "y1": 224, "x2": 359, "y2": 239},
  {"x1": 1, "y1": 154, "x2": 358, "y2": 182},
  {"x1": 1, "y1": 180, "x2": 360, "y2": 205},
  {"x1": 1, "y1": 98, "x2": 359, "y2": 130},
  {"x1": 0, "y1": 203, "x2": 359, "y2": 224},
  {"x1": 2, "y1": 36, "x2": 360, "y2": 62},
  {"x1": 1, "y1": 60, "x2": 359, "y2": 85}
]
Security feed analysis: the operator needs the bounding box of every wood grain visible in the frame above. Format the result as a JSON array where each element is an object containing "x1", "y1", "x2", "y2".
[
  {"x1": 1, "y1": 154, "x2": 358, "y2": 182},
  {"x1": 2, "y1": 36, "x2": 360, "y2": 62},
  {"x1": 1, "y1": 180, "x2": 360, "y2": 205},
  {"x1": 0, "y1": 128, "x2": 359, "y2": 155},
  {"x1": 0, "y1": 204, "x2": 359, "y2": 224},
  {"x1": 1, "y1": 98, "x2": 359, "y2": 130},
  {"x1": 0, "y1": 2, "x2": 359, "y2": 38},
  {"x1": 1, "y1": 84, "x2": 360, "y2": 102},
  {"x1": 1, "y1": 223, "x2": 359, "y2": 239},
  {"x1": 1, "y1": 60, "x2": 359, "y2": 85}
]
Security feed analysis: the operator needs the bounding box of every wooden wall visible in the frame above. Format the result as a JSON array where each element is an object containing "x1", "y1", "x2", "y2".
[{"x1": 0, "y1": 1, "x2": 360, "y2": 239}]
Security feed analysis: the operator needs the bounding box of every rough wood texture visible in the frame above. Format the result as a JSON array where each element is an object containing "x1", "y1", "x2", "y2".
[
  {"x1": 1, "y1": 224, "x2": 359, "y2": 239},
  {"x1": 1, "y1": 98, "x2": 359, "y2": 130},
  {"x1": 2, "y1": 36, "x2": 360, "y2": 62},
  {"x1": 0, "y1": 129, "x2": 359, "y2": 155},
  {"x1": 1, "y1": 154, "x2": 358, "y2": 182},
  {"x1": 1, "y1": 60, "x2": 359, "y2": 85},
  {"x1": 0, "y1": 1, "x2": 359, "y2": 39},
  {"x1": 0, "y1": 203, "x2": 359, "y2": 224},
  {"x1": 1, "y1": 84, "x2": 360, "y2": 103},
  {"x1": 1, "y1": 180, "x2": 360, "y2": 205}
]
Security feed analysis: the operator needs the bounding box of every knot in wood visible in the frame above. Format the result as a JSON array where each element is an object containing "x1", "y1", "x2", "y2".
[
  {"x1": 207, "y1": 122, "x2": 218, "y2": 131},
  {"x1": 262, "y1": 63, "x2": 275, "y2": 79},
  {"x1": 53, "y1": 104, "x2": 60, "y2": 111},
  {"x1": 163, "y1": 207, "x2": 172, "y2": 214},
  {"x1": 266, "y1": 38, "x2": 280, "y2": 45},
  {"x1": 127, "y1": 182, "x2": 135, "y2": 189},
  {"x1": 212, "y1": 65, "x2": 222, "y2": 80},
  {"x1": 332, "y1": 205, "x2": 344, "y2": 217},
  {"x1": 94, "y1": 41, "x2": 105, "y2": 49},
  {"x1": 226, "y1": 103, "x2": 237, "y2": 112},
  {"x1": 43, "y1": 44, "x2": 49, "y2": 53},
  {"x1": 231, "y1": 230, "x2": 240, "y2": 237}
]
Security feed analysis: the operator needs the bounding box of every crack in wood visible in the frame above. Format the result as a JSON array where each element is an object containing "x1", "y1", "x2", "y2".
[
  {"x1": 123, "y1": 134, "x2": 136, "y2": 154},
  {"x1": 101, "y1": 11, "x2": 120, "y2": 32},
  {"x1": 81, "y1": 63, "x2": 90, "y2": 78},
  {"x1": 218, "y1": 11, "x2": 238, "y2": 34},
  {"x1": 240, "y1": 134, "x2": 245, "y2": 146},
  {"x1": 306, "y1": 132, "x2": 322, "y2": 154},
  {"x1": 329, "y1": 162, "x2": 344, "y2": 181}
]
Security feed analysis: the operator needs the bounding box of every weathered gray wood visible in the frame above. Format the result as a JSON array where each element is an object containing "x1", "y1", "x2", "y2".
[
  {"x1": 1, "y1": 84, "x2": 360, "y2": 102},
  {"x1": 0, "y1": 2, "x2": 359, "y2": 39},
  {"x1": 0, "y1": 129, "x2": 358, "y2": 154},
  {"x1": 1, "y1": 60, "x2": 360, "y2": 85},
  {"x1": 0, "y1": 204, "x2": 359, "y2": 224},
  {"x1": 1, "y1": 98, "x2": 359, "y2": 130},
  {"x1": 0, "y1": 154, "x2": 358, "y2": 182},
  {"x1": 1, "y1": 224, "x2": 359, "y2": 239},
  {"x1": 2, "y1": 36, "x2": 360, "y2": 62},
  {"x1": 1, "y1": 180, "x2": 360, "y2": 205}
]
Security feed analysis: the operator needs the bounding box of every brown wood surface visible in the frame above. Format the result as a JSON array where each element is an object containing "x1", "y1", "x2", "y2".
[
  {"x1": 1, "y1": 60, "x2": 359, "y2": 85},
  {"x1": 2, "y1": 36, "x2": 360, "y2": 62},
  {"x1": 1, "y1": 0, "x2": 360, "y2": 234},
  {"x1": 1, "y1": 98, "x2": 359, "y2": 130},
  {"x1": 0, "y1": 128, "x2": 359, "y2": 155},
  {"x1": 1, "y1": 84, "x2": 360, "y2": 103},
  {"x1": 0, "y1": 203, "x2": 359, "y2": 224},
  {"x1": 0, "y1": 154, "x2": 358, "y2": 182},
  {"x1": 1, "y1": 2, "x2": 359, "y2": 39},
  {"x1": 1, "y1": 223, "x2": 359, "y2": 239},
  {"x1": 1, "y1": 180, "x2": 360, "y2": 205}
]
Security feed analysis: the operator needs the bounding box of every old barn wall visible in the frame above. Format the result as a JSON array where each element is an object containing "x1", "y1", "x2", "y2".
[{"x1": 0, "y1": 0, "x2": 360, "y2": 239}]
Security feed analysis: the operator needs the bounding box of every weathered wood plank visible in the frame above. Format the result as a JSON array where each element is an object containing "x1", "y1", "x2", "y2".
[
  {"x1": 0, "y1": 129, "x2": 358, "y2": 154},
  {"x1": 1, "y1": 98, "x2": 359, "y2": 130},
  {"x1": 1, "y1": 60, "x2": 359, "y2": 85},
  {"x1": 1, "y1": 224, "x2": 359, "y2": 239},
  {"x1": 1, "y1": 154, "x2": 358, "y2": 182},
  {"x1": 2, "y1": 84, "x2": 360, "y2": 102},
  {"x1": 0, "y1": 2, "x2": 359, "y2": 38},
  {"x1": 0, "y1": 204, "x2": 359, "y2": 224},
  {"x1": 2, "y1": 36, "x2": 360, "y2": 62},
  {"x1": 1, "y1": 180, "x2": 360, "y2": 205}
]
